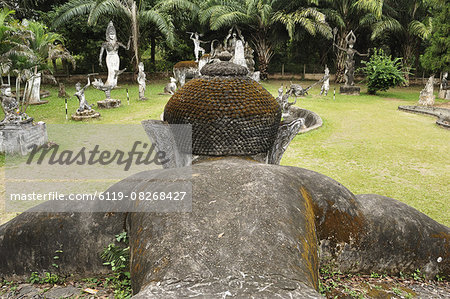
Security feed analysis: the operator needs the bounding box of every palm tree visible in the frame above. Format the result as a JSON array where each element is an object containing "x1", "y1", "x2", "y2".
[
  {"x1": 53, "y1": 0, "x2": 181, "y2": 72},
  {"x1": 355, "y1": 0, "x2": 437, "y2": 84},
  {"x1": 200, "y1": 0, "x2": 330, "y2": 80}
]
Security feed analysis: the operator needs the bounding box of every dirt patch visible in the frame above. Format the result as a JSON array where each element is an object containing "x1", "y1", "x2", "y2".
[
  {"x1": 320, "y1": 270, "x2": 450, "y2": 298},
  {"x1": 434, "y1": 102, "x2": 450, "y2": 109}
]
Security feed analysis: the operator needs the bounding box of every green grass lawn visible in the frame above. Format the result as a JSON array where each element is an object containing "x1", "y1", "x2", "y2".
[{"x1": 1, "y1": 79, "x2": 449, "y2": 226}]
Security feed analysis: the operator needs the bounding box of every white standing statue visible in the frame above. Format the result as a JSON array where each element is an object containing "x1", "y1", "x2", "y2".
[
  {"x1": 320, "y1": 65, "x2": 330, "y2": 96},
  {"x1": 189, "y1": 32, "x2": 207, "y2": 62},
  {"x1": 99, "y1": 21, "x2": 130, "y2": 88},
  {"x1": 137, "y1": 62, "x2": 147, "y2": 100},
  {"x1": 224, "y1": 27, "x2": 247, "y2": 68}
]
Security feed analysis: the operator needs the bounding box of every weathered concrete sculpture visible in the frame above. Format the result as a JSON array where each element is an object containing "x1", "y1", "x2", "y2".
[
  {"x1": 0, "y1": 83, "x2": 48, "y2": 154},
  {"x1": 71, "y1": 77, "x2": 100, "y2": 121},
  {"x1": 224, "y1": 27, "x2": 247, "y2": 68},
  {"x1": 438, "y1": 72, "x2": 450, "y2": 100},
  {"x1": 137, "y1": 62, "x2": 147, "y2": 100},
  {"x1": 418, "y1": 75, "x2": 435, "y2": 106},
  {"x1": 320, "y1": 65, "x2": 330, "y2": 96},
  {"x1": 276, "y1": 84, "x2": 298, "y2": 119},
  {"x1": 96, "y1": 21, "x2": 130, "y2": 108},
  {"x1": 1, "y1": 84, "x2": 30, "y2": 125},
  {"x1": 163, "y1": 77, "x2": 177, "y2": 95},
  {"x1": 25, "y1": 72, "x2": 45, "y2": 104},
  {"x1": 99, "y1": 21, "x2": 129, "y2": 88},
  {"x1": 188, "y1": 32, "x2": 207, "y2": 62},
  {"x1": 334, "y1": 30, "x2": 369, "y2": 95},
  {"x1": 173, "y1": 61, "x2": 199, "y2": 87},
  {"x1": 58, "y1": 82, "x2": 68, "y2": 98},
  {"x1": 0, "y1": 27, "x2": 448, "y2": 299}
]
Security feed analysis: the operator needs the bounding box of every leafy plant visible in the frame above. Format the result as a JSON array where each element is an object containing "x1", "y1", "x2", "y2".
[
  {"x1": 27, "y1": 272, "x2": 62, "y2": 284},
  {"x1": 360, "y1": 48, "x2": 406, "y2": 94},
  {"x1": 412, "y1": 269, "x2": 425, "y2": 281},
  {"x1": 101, "y1": 231, "x2": 131, "y2": 299},
  {"x1": 52, "y1": 249, "x2": 63, "y2": 269},
  {"x1": 28, "y1": 272, "x2": 41, "y2": 284}
]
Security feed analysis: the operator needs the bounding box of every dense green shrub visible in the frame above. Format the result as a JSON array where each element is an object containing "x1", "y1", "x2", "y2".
[{"x1": 360, "y1": 49, "x2": 405, "y2": 94}]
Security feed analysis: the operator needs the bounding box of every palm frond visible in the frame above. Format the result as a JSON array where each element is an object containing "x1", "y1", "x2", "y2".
[
  {"x1": 354, "y1": 0, "x2": 383, "y2": 19},
  {"x1": 139, "y1": 9, "x2": 175, "y2": 46},
  {"x1": 274, "y1": 7, "x2": 331, "y2": 40},
  {"x1": 408, "y1": 18, "x2": 432, "y2": 40},
  {"x1": 156, "y1": 0, "x2": 199, "y2": 17},
  {"x1": 53, "y1": 0, "x2": 95, "y2": 28},
  {"x1": 321, "y1": 8, "x2": 345, "y2": 28},
  {"x1": 88, "y1": 0, "x2": 130, "y2": 25},
  {"x1": 370, "y1": 17, "x2": 402, "y2": 39},
  {"x1": 211, "y1": 11, "x2": 250, "y2": 30}
]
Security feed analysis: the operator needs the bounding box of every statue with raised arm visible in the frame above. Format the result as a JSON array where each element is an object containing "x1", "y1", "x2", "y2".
[
  {"x1": 99, "y1": 21, "x2": 130, "y2": 88},
  {"x1": 72, "y1": 76, "x2": 100, "y2": 120},
  {"x1": 189, "y1": 32, "x2": 207, "y2": 62},
  {"x1": 333, "y1": 30, "x2": 369, "y2": 86},
  {"x1": 74, "y1": 77, "x2": 92, "y2": 113}
]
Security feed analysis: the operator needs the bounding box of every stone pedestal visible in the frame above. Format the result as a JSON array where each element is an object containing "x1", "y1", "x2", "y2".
[
  {"x1": 0, "y1": 120, "x2": 48, "y2": 155},
  {"x1": 340, "y1": 85, "x2": 360, "y2": 95},
  {"x1": 96, "y1": 99, "x2": 121, "y2": 109},
  {"x1": 438, "y1": 89, "x2": 450, "y2": 100},
  {"x1": 71, "y1": 109, "x2": 101, "y2": 121}
]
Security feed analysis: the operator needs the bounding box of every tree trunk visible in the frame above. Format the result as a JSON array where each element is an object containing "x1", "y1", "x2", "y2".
[
  {"x1": 334, "y1": 33, "x2": 347, "y2": 83},
  {"x1": 151, "y1": 36, "x2": 156, "y2": 66},
  {"x1": 252, "y1": 32, "x2": 273, "y2": 80},
  {"x1": 131, "y1": 1, "x2": 140, "y2": 73},
  {"x1": 402, "y1": 42, "x2": 413, "y2": 87}
]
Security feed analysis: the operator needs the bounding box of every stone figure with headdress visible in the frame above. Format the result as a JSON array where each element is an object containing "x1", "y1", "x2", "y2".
[
  {"x1": 333, "y1": 30, "x2": 369, "y2": 86},
  {"x1": 224, "y1": 26, "x2": 247, "y2": 68},
  {"x1": 99, "y1": 21, "x2": 130, "y2": 88}
]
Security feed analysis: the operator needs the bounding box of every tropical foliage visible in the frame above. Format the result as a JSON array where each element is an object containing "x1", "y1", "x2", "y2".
[
  {"x1": 360, "y1": 48, "x2": 405, "y2": 94},
  {"x1": 53, "y1": 0, "x2": 187, "y2": 72},
  {"x1": 356, "y1": 0, "x2": 438, "y2": 85},
  {"x1": 3, "y1": 0, "x2": 447, "y2": 80},
  {"x1": 199, "y1": 0, "x2": 331, "y2": 79},
  {"x1": 420, "y1": 2, "x2": 449, "y2": 73}
]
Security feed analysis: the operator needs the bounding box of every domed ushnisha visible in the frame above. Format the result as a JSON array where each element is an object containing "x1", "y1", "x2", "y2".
[{"x1": 164, "y1": 61, "x2": 281, "y2": 156}]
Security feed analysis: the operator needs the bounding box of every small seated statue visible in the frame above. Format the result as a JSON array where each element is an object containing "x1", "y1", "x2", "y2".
[
  {"x1": 0, "y1": 84, "x2": 30, "y2": 124},
  {"x1": 164, "y1": 77, "x2": 177, "y2": 95}
]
